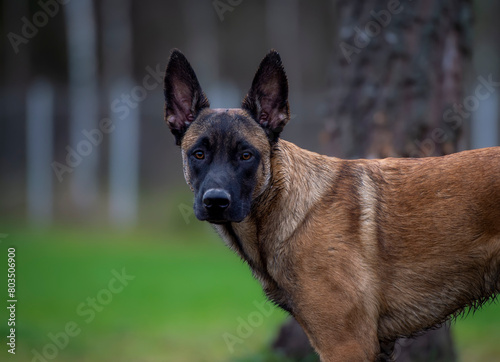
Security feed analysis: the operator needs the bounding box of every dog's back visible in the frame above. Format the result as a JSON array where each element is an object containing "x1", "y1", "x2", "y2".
[{"x1": 359, "y1": 147, "x2": 500, "y2": 340}]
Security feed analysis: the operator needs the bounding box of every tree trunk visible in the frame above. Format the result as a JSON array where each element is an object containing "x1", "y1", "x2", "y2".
[
  {"x1": 64, "y1": 0, "x2": 100, "y2": 214},
  {"x1": 274, "y1": 0, "x2": 472, "y2": 361},
  {"x1": 325, "y1": 0, "x2": 472, "y2": 160},
  {"x1": 470, "y1": 0, "x2": 500, "y2": 149},
  {"x1": 266, "y1": 0, "x2": 303, "y2": 113},
  {"x1": 102, "y1": 0, "x2": 139, "y2": 229},
  {"x1": 26, "y1": 79, "x2": 54, "y2": 227}
]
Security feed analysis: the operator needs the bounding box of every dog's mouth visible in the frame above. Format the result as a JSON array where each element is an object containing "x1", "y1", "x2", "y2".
[
  {"x1": 206, "y1": 219, "x2": 230, "y2": 225},
  {"x1": 195, "y1": 205, "x2": 248, "y2": 224},
  {"x1": 201, "y1": 214, "x2": 246, "y2": 224}
]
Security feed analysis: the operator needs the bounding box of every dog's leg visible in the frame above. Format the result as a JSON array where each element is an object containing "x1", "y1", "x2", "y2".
[
  {"x1": 289, "y1": 240, "x2": 382, "y2": 361},
  {"x1": 293, "y1": 290, "x2": 380, "y2": 362},
  {"x1": 296, "y1": 314, "x2": 379, "y2": 362}
]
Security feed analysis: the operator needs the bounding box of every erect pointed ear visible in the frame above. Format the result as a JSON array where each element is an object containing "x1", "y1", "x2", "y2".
[
  {"x1": 164, "y1": 49, "x2": 210, "y2": 145},
  {"x1": 242, "y1": 50, "x2": 290, "y2": 142}
]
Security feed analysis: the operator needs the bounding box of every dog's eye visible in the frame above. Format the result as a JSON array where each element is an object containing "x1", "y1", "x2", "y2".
[
  {"x1": 193, "y1": 151, "x2": 205, "y2": 160},
  {"x1": 241, "y1": 152, "x2": 252, "y2": 161}
]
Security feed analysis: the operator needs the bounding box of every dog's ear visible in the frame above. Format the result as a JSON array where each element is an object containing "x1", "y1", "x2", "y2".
[
  {"x1": 164, "y1": 49, "x2": 210, "y2": 145},
  {"x1": 242, "y1": 50, "x2": 290, "y2": 142}
]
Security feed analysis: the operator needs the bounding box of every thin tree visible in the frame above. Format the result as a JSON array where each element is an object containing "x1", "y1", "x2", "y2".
[
  {"x1": 64, "y1": 0, "x2": 99, "y2": 213},
  {"x1": 102, "y1": 0, "x2": 139, "y2": 228}
]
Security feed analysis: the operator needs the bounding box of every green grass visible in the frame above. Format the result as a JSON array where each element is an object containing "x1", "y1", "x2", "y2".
[
  {"x1": 0, "y1": 225, "x2": 287, "y2": 361},
  {"x1": 0, "y1": 224, "x2": 499, "y2": 361},
  {"x1": 453, "y1": 302, "x2": 500, "y2": 362}
]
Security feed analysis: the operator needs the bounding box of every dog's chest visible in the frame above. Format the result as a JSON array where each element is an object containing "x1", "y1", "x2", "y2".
[{"x1": 215, "y1": 222, "x2": 296, "y2": 314}]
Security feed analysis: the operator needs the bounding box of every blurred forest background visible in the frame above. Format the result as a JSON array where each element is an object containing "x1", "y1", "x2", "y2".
[{"x1": 1, "y1": 0, "x2": 500, "y2": 361}]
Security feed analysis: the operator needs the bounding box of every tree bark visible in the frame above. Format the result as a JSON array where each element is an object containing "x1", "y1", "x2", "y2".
[{"x1": 325, "y1": 0, "x2": 472, "y2": 159}]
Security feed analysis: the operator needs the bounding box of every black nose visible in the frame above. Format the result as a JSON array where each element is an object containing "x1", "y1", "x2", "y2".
[{"x1": 203, "y1": 189, "x2": 231, "y2": 210}]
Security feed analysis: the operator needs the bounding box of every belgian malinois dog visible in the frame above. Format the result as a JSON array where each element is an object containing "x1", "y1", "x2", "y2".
[{"x1": 163, "y1": 49, "x2": 500, "y2": 361}]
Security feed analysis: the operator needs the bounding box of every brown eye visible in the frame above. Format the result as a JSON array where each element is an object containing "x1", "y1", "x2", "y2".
[
  {"x1": 194, "y1": 151, "x2": 205, "y2": 160},
  {"x1": 241, "y1": 152, "x2": 252, "y2": 161}
]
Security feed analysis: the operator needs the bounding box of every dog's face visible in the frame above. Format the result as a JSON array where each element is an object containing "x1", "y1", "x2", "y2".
[
  {"x1": 164, "y1": 49, "x2": 290, "y2": 223},
  {"x1": 181, "y1": 108, "x2": 271, "y2": 223}
]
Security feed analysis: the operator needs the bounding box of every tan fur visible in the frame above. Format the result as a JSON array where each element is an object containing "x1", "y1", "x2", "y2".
[{"x1": 183, "y1": 133, "x2": 500, "y2": 361}]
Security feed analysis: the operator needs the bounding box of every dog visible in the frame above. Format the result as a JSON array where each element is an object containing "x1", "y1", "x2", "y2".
[{"x1": 163, "y1": 49, "x2": 500, "y2": 361}]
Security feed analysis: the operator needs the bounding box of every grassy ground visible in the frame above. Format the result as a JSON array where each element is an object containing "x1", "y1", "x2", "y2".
[{"x1": 0, "y1": 224, "x2": 499, "y2": 361}]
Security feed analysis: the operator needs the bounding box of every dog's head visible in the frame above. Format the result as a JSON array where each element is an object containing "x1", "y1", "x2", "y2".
[{"x1": 164, "y1": 49, "x2": 290, "y2": 224}]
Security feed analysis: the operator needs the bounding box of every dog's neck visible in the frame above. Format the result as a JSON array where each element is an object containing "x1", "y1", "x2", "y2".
[
  {"x1": 257, "y1": 140, "x2": 337, "y2": 241},
  {"x1": 213, "y1": 140, "x2": 339, "y2": 308}
]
